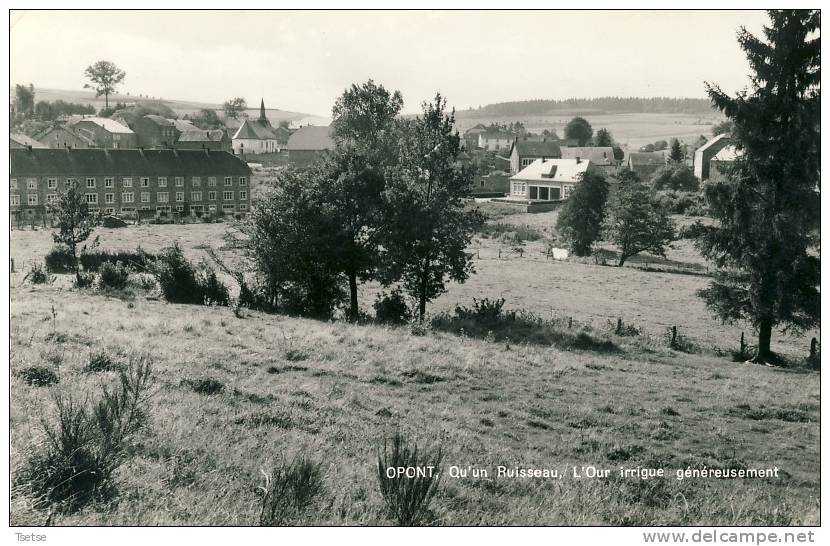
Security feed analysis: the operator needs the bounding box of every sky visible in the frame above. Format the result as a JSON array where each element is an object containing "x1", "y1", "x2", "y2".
[{"x1": 10, "y1": 10, "x2": 770, "y2": 116}]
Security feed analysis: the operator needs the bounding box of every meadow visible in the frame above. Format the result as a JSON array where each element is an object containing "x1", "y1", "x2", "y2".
[{"x1": 8, "y1": 212, "x2": 820, "y2": 525}]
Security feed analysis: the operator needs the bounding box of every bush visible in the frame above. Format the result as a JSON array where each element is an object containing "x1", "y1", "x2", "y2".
[
  {"x1": 17, "y1": 365, "x2": 59, "y2": 386},
  {"x1": 374, "y1": 289, "x2": 411, "y2": 325},
  {"x1": 377, "y1": 432, "x2": 443, "y2": 526},
  {"x1": 18, "y1": 356, "x2": 152, "y2": 512},
  {"x1": 149, "y1": 243, "x2": 228, "y2": 306},
  {"x1": 87, "y1": 350, "x2": 121, "y2": 373},
  {"x1": 258, "y1": 455, "x2": 324, "y2": 525},
  {"x1": 80, "y1": 248, "x2": 154, "y2": 272},
  {"x1": 98, "y1": 261, "x2": 130, "y2": 290},
  {"x1": 74, "y1": 271, "x2": 96, "y2": 288},
  {"x1": 45, "y1": 246, "x2": 75, "y2": 273},
  {"x1": 454, "y1": 297, "x2": 509, "y2": 326},
  {"x1": 183, "y1": 377, "x2": 225, "y2": 396},
  {"x1": 28, "y1": 263, "x2": 49, "y2": 284}
]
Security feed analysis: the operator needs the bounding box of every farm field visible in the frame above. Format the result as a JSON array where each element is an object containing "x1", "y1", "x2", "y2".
[{"x1": 8, "y1": 217, "x2": 820, "y2": 525}]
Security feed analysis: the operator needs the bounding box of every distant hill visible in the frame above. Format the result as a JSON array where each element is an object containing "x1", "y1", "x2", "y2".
[
  {"x1": 457, "y1": 97, "x2": 718, "y2": 118},
  {"x1": 14, "y1": 87, "x2": 322, "y2": 125}
]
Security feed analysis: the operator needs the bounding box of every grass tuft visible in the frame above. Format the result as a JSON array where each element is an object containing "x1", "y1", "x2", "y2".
[
  {"x1": 377, "y1": 431, "x2": 443, "y2": 526},
  {"x1": 258, "y1": 455, "x2": 324, "y2": 525}
]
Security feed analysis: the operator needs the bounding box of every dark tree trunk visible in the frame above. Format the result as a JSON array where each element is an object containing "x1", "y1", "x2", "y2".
[
  {"x1": 757, "y1": 317, "x2": 773, "y2": 362},
  {"x1": 418, "y1": 258, "x2": 430, "y2": 322},
  {"x1": 347, "y1": 271, "x2": 358, "y2": 321},
  {"x1": 617, "y1": 254, "x2": 627, "y2": 267}
]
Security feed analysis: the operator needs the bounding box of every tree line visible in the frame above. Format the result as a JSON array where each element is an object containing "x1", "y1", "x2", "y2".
[{"x1": 460, "y1": 97, "x2": 719, "y2": 118}]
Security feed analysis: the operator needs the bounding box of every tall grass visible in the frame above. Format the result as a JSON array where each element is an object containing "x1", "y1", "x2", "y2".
[
  {"x1": 376, "y1": 432, "x2": 443, "y2": 526},
  {"x1": 258, "y1": 455, "x2": 324, "y2": 525}
]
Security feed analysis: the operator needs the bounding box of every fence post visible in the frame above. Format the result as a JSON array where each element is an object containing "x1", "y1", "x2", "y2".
[
  {"x1": 740, "y1": 332, "x2": 745, "y2": 358},
  {"x1": 568, "y1": 317, "x2": 573, "y2": 329},
  {"x1": 671, "y1": 326, "x2": 677, "y2": 347},
  {"x1": 810, "y1": 337, "x2": 818, "y2": 360},
  {"x1": 616, "y1": 318, "x2": 622, "y2": 334}
]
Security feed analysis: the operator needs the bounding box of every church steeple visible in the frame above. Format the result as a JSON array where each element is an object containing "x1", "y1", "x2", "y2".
[{"x1": 259, "y1": 98, "x2": 266, "y2": 122}]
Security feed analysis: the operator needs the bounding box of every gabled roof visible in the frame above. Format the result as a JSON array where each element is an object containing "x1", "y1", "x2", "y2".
[
  {"x1": 510, "y1": 158, "x2": 591, "y2": 184},
  {"x1": 286, "y1": 126, "x2": 334, "y2": 151},
  {"x1": 10, "y1": 133, "x2": 47, "y2": 148},
  {"x1": 232, "y1": 119, "x2": 279, "y2": 141},
  {"x1": 560, "y1": 146, "x2": 615, "y2": 165},
  {"x1": 67, "y1": 116, "x2": 134, "y2": 134},
  {"x1": 628, "y1": 151, "x2": 666, "y2": 165},
  {"x1": 10, "y1": 148, "x2": 251, "y2": 176},
  {"x1": 712, "y1": 144, "x2": 740, "y2": 161},
  {"x1": 512, "y1": 139, "x2": 561, "y2": 158},
  {"x1": 170, "y1": 119, "x2": 199, "y2": 132},
  {"x1": 694, "y1": 133, "x2": 730, "y2": 154},
  {"x1": 178, "y1": 129, "x2": 227, "y2": 143},
  {"x1": 32, "y1": 126, "x2": 96, "y2": 146},
  {"x1": 480, "y1": 130, "x2": 516, "y2": 140},
  {"x1": 143, "y1": 114, "x2": 175, "y2": 127}
]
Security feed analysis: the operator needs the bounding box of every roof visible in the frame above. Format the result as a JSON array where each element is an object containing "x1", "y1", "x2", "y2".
[
  {"x1": 559, "y1": 146, "x2": 615, "y2": 165},
  {"x1": 10, "y1": 133, "x2": 46, "y2": 148},
  {"x1": 628, "y1": 151, "x2": 666, "y2": 166},
  {"x1": 10, "y1": 148, "x2": 251, "y2": 176},
  {"x1": 694, "y1": 133, "x2": 730, "y2": 154},
  {"x1": 143, "y1": 114, "x2": 175, "y2": 127},
  {"x1": 33, "y1": 126, "x2": 96, "y2": 146},
  {"x1": 512, "y1": 139, "x2": 561, "y2": 158},
  {"x1": 170, "y1": 119, "x2": 199, "y2": 132},
  {"x1": 480, "y1": 130, "x2": 516, "y2": 140},
  {"x1": 285, "y1": 126, "x2": 334, "y2": 151},
  {"x1": 510, "y1": 158, "x2": 591, "y2": 184},
  {"x1": 177, "y1": 129, "x2": 227, "y2": 143},
  {"x1": 232, "y1": 119, "x2": 279, "y2": 141},
  {"x1": 68, "y1": 116, "x2": 134, "y2": 134},
  {"x1": 712, "y1": 145, "x2": 740, "y2": 162}
]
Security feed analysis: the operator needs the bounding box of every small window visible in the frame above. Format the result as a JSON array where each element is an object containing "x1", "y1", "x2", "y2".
[
  {"x1": 175, "y1": 176, "x2": 184, "y2": 187},
  {"x1": 47, "y1": 194, "x2": 58, "y2": 205},
  {"x1": 209, "y1": 191, "x2": 216, "y2": 201},
  {"x1": 122, "y1": 192, "x2": 134, "y2": 203},
  {"x1": 157, "y1": 192, "x2": 169, "y2": 203},
  {"x1": 104, "y1": 177, "x2": 114, "y2": 188},
  {"x1": 224, "y1": 177, "x2": 232, "y2": 186},
  {"x1": 223, "y1": 191, "x2": 233, "y2": 200},
  {"x1": 191, "y1": 191, "x2": 202, "y2": 201},
  {"x1": 47, "y1": 178, "x2": 58, "y2": 189},
  {"x1": 86, "y1": 177, "x2": 96, "y2": 188},
  {"x1": 105, "y1": 193, "x2": 115, "y2": 204},
  {"x1": 123, "y1": 177, "x2": 133, "y2": 188},
  {"x1": 176, "y1": 192, "x2": 184, "y2": 202},
  {"x1": 27, "y1": 178, "x2": 37, "y2": 190},
  {"x1": 141, "y1": 177, "x2": 150, "y2": 187},
  {"x1": 10, "y1": 178, "x2": 18, "y2": 190},
  {"x1": 11, "y1": 195, "x2": 20, "y2": 206},
  {"x1": 239, "y1": 190, "x2": 247, "y2": 200},
  {"x1": 66, "y1": 178, "x2": 76, "y2": 188},
  {"x1": 192, "y1": 177, "x2": 201, "y2": 186},
  {"x1": 208, "y1": 177, "x2": 217, "y2": 187},
  {"x1": 141, "y1": 192, "x2": 150, "y2": 203},
  {"x1": 86, "y1": 194, "x2": 98, "y2": 204},
  {"x1": 239, "y1": 177, "x2": 247, "y2": 186},
  {"x1": 239, "y1": 204, "x2": 248, "y2": 211},
  {"x1": 158, "y1": 177, "x2": 167, "y2": 187}
]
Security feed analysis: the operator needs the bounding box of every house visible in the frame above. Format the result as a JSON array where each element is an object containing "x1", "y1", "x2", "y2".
[
  {"x1": 508, "y1": 158, "x2": 595, "y2": 202},
  {"x1": 176, "y1": 129, "x2": 232, "y2": 151},
  {"x1": 709, "y1": 144, "x2": 740, "y2": 180},
  {"x1": 463, "y1": 124, "x2": 488, "y2": 150},
  {"x1": 131, "y1": 115, "x2": 180, "y2": 148},
  {"x1": 285, "y1": 126, "x2": 335, "y2": 167},
  {"x1": 9, "y1": 148, "x2": 252, "y2": 222},
  {"x1": 693, "y1": 133, "x2": 732, "y2": 181},
  {"x1": 559, "y1": 146, "x2": 617, "y2": 167},
  {"x1": 170, "y1": 119, "x2": 201, "y2": 133},
  {"x1": 627, "y1": 151, "x2": 667, "y2": 182},
  {"x1": 10, "y1": 133, "x2": 46, "y2": 149},
  {"x1": 66, "y1": 116, "x2": 138, "y2": 149},
  {"x1": 232, "y1": 99, "x2": 281, "y2": 155},
  {"x1": 478, "y1": 130, "x2": 516, "y2": 152},
  {"x1": 33, "y1": 125, "x2": 94, "y2": 149},
  {"x1": 509, "y1": 138, "x2": 561, "y2": 174}
]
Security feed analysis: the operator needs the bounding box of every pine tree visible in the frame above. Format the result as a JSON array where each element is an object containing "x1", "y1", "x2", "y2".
[
  {"x1": 697, "y1": 10, "x2": 820, "y2": 362},
  {"x1": 669, "y1": 139, "x2": 683, "y2": 163}
]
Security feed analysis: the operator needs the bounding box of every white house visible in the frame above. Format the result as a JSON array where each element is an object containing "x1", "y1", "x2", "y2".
[
  {"x1": 478, "y1": 130, "x2": 516, "y2": 152},
  {"x1": 508, "y1": 158, "x2": 594, "y2": 201},
  {"x1": 231, "y1": 99, "x2": 281, "y2": 155}
]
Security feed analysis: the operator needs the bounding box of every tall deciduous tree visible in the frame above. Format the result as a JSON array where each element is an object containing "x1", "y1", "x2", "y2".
[
  {"x1": 382, "y1": 93, "x2": 484, "y2": 321},
  {"x1": 223, "y1": 97, "x2": 248, "y2": 119},
  {"x1": 329, "y1": 79, "x2": 404, "y2": 319},
  {"x1": 603, "y1": 179, "x2": 675, "y2": 267},
  {"x1": 51, "y1": 181, "x2": 98, "y2": 284},
  {"x1": 697, "y1": 10, "x2": 820, "y2": 362},
  {"x1": 564, "y1": 116, "x2": 593, "y2": 145},
  {"x1": 83, "y1": 61, "x2": 126, "y2": 110},
  {"x1": 594, "y1": 128, "x2": 613, "y2": 147},
  {"x1": 14, "y1": 84, "x2": 35, "y2": 119},
  {"x1": 555, "y1": 171, "x2": 609, "y2": 256}
]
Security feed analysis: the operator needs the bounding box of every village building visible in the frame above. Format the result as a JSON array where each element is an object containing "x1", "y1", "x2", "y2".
[
  {"x1": 708, "y1": 144, "x2": 740, "y2": 180},
  {"x1": 508, "y1": 158, "x2": 595, "y2": 202},
  {"x1": 10, "y1": 133, "x2": 46, "y2": 149},
  {"x1": 176, "y1": 129, "x2": 232, "y2": 151},
  {"x1": 66, "y1": 116, "x2": 138, "y2": 149},
  {"x1": 478, "y1": 129, "x2": 516, "y2": 152},
  {"x1": 10, "y1": 148, "x2": 251, "y2": 222},
  {"x1": 626, "y1": 151, "x2": 667, "y2": 182},
  {"x1": 33, "y1": 125, "x2": 94, "y2": 149},
  {"x1": 232, "y1": 99, "x2": 281, "y2": 155},
  {"x1": 463, "y1": 123, "x2": 488, "y2": 150},
  {"x1": 285, "y1": 125, "x2": 335, "y2": 167},
  {"x1": 508, "y1": 138, "x2": 561, "y2": 174},
  {"x1": 132, "y1": 115, "x2": 180, "y2": 148},
  {"x1": 560, "y1": 146, "x2": 617, "y2": 167},
  {"x1": 693, "y1": 133, "x2": 732, "y2": 181}
]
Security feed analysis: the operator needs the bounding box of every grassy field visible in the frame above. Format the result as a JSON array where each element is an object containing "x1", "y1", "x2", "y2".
[{"x1": 9, "y1": 218, "x2": 820, "y2": 526}]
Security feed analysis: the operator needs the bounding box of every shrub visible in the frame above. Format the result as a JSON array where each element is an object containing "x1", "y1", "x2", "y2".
[
  {"x1": 454, "y1": 297, "x2": 510, "y2": 326},
  {"x1": 196, "y1": 264, "x2": 230, "y2": 305},
  {"x1": 28, "y1": 263, "x2": 49, "y2": 284},
  {"x1": 183, "y1": 377, "x2": 225, "y2": 396},
  {"x1": 149, "y1": 243, "x2": 228, "y2": 306},
  {"x1": 87, "y1": 350, "x2": 120, "y2": 373},
  {"x1": 18, "y1": 356, "x2": 152, "y2": 512},
  {"x1": 258, "y1": 455, "x2": 324, "y2": 525},
  {"x1": 45, "y1": 246, "x2": 75, "y2": 273},
  {"x1": 98, "y1": 261, "x2": 130, "y2": 290},
  {"x1": 74, "y1": 271, "x2": 96, "y2": 288},
  {"x1": 18, "y1": 365, "x2": 59, "y2": 386},
  {"x1": 374, "y1": 289, "x2": 411, "y2": 325},
  {"x1": 377, "y1": 431, "x2": 443, "y2": 526},
  {"x1": 80, "y1": 248, "x2": 154, "y2": 272}
]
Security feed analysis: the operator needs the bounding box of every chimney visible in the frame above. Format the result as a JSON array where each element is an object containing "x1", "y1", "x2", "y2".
[
  {"x1": 26, "y1": 144, "x2": 32, "y2": 152},
  {"x1": 576, "y1": 156, "x2": 581, "y2": 164}
]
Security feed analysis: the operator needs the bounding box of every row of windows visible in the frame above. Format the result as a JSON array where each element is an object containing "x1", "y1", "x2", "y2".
[
  {"x1": 10, "y1": 176, "x2": 247, "y2": 190},
  {"x1": 92, "y1": 203, "x2": 249, "y2": 214},
  {"x1": 12, "y1": 190, "x2": 247, "y2": 207}
]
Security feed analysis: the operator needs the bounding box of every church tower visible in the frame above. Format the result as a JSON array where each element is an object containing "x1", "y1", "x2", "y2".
[{"x1": 259, "y1": 98, "x2": 267, "y2": 123}]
